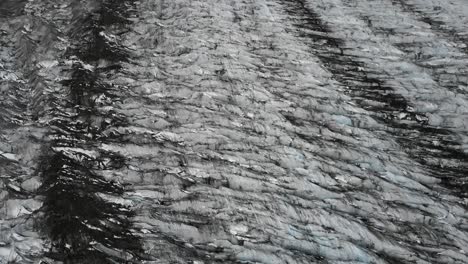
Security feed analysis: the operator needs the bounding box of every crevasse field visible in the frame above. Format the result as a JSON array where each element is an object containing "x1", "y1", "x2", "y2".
[{"x1": 1, "y1": 0, "x2": 467, "y2": 263}]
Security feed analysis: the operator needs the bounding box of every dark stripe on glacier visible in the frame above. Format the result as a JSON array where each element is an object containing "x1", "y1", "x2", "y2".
[
  {"x1": 39, "y1": 152, "x2": 140, "y2": 263},
  {"x1": 277, "y1": 0, "x2": 468, "y2": 198},
  {"x1": 39, "y1": 0, "x2": 145, "y2": 262}
]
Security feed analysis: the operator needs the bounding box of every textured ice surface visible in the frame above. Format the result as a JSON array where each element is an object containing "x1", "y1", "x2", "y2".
[{"x1": 1, "y1": 0, "x2": 468, "y2": 263}]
